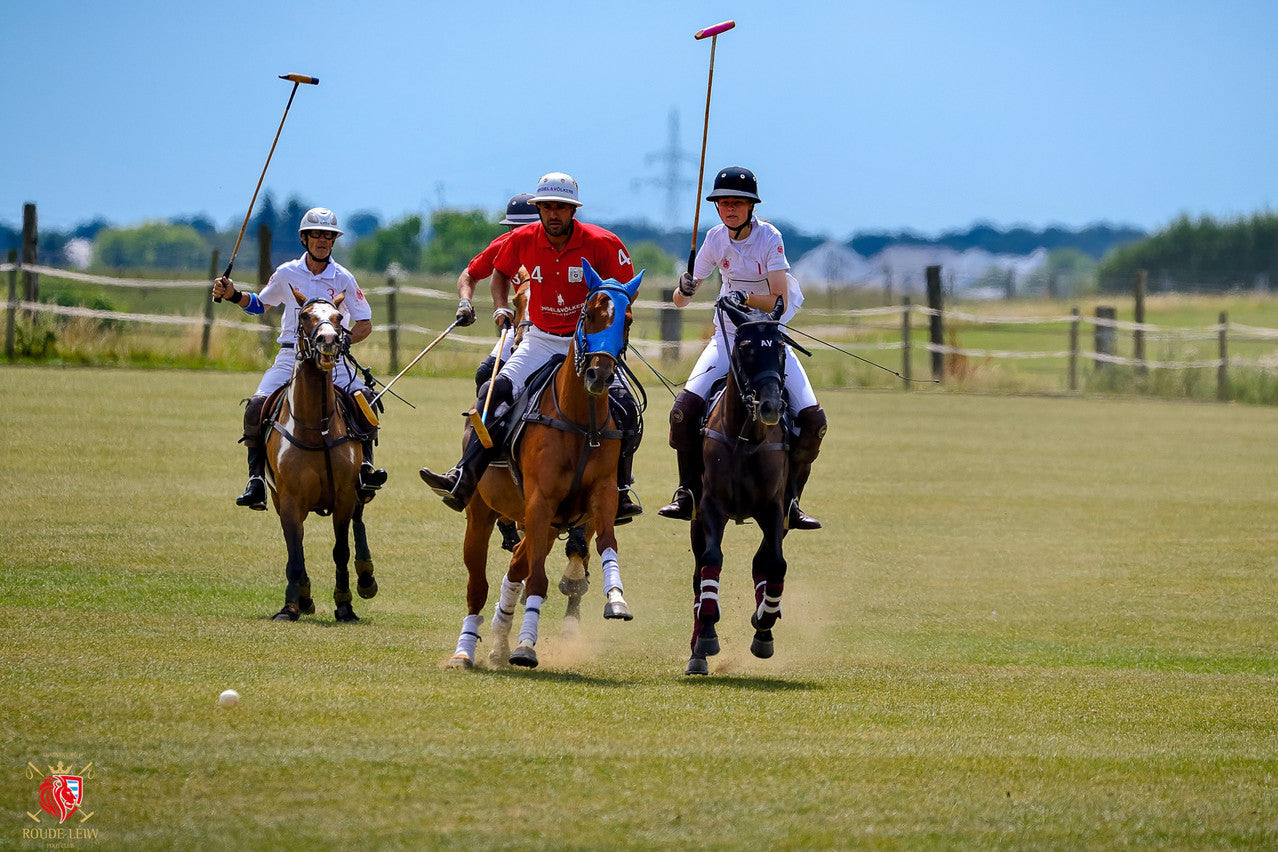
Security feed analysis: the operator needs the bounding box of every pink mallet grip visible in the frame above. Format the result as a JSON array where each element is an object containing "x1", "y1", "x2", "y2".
[{"x1": 694, "y1": 20, "x2": 736, "y2": 39}]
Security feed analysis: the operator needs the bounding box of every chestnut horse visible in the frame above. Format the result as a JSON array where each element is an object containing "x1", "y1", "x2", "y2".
[
  {"x1": 448, "y1": 260, "x2": 643, "y2": 669},
  {"x1": 265, "y1": 287, "x2": 378, "y2": 621},
  {"x1": 686, "y1": 296, "x2": 793, "y2": 675}
]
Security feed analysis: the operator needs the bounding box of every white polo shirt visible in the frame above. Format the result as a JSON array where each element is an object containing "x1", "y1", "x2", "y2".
[{"x1": 258, "y1": 254, "x2": 371, "y2": 344}]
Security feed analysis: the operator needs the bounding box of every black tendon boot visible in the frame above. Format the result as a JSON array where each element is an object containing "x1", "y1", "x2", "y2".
[
  {"x1": 657, "y1": 392, "x2": 705, "y2": 520},
  {"x1": 236, "y1": 394, "x2": 268, "y2": 510},
  {"x1": 786, "y1": 405, "x2": 827, "y2": 531}
]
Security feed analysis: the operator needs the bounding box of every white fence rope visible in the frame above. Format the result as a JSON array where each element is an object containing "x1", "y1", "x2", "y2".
[{"x1": 5, "y1": 261, "x2": 1278, "y2": 369}]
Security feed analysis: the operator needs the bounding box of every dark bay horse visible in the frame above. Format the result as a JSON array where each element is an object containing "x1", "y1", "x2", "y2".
[
  {"x1": 265, "y1": 287, "x2": 377, "y2": 622},
  {"x1": 448, "y1": 260, "x2": 643, "y2": 669},
  {"x1": 686, "y1": 296, "x2": 795, "y2": 675}
]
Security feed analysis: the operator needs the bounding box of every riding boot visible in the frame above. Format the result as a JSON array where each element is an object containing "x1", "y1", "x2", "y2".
[
  {"x1": 236, "y1": 394, "x2": 268, "y2": 510},
  {"x1": 658, "y1": 391, "x2": 705, "y2": 520},
  {"x1": 358, "y1": 440, "x2": 388, "y2": 501},
  {"x1": 236, "y1": 445, "x2": 267, "y2": 510},
  {"x1": 786, "y1": 404, "x2": 827, "y2": 531},
  {"x1": 611, "y1": 382, "x2": 643, "y2": 525},
  {"x1": 420, "y1": 422, "x2": 502, "y2": 513},
  {"x1": 614, "y1": 450, "x2": 642, "y2": 525}
]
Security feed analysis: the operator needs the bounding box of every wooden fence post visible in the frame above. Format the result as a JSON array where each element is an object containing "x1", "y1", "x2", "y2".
[
  {"x1": 1068, "y1": 307, "x2": 1079, "y2": 391},
  {"x1": 202, "y1": 249, "x2": 218, "y2": 358},
  {"x1": 1134, "y1": 269, "x2": 1147, "y2": 372},
  {"x1": 901, "y1": 297, "x2": 912, "y2": 389},
  {"x1": 21, "y1": 202, "x2": 38, "y2": 318},
  {"x1": 257, "y1": 224, "x2": 274, "y2": 349},
  {"x1": 5, "y1": 249, "x2": 16, "y2": 359},
  {"x1": 1217, "y1": 311, "x2": 1228, "y2": 402},
  {"x1": 659, "y1": 288, "x2": 681, "y2": 362},
  {"x1": 926, "y1": 265, "x2": 944, "y2": 381},
  {"x1": 387, "y1": 272, "x2": 400, "y2": 374},
  {"x1": 1095, "y1": 305, "x2": 1116, "y2": 369}
]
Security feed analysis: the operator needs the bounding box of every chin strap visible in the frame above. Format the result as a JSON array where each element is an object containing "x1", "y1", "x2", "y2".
[{"x1": 728, "y1": 210, "x2": 755, "y2": 239}]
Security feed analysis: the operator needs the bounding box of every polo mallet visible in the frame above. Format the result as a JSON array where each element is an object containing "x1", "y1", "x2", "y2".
[
  {"x1": 468, "y1": 323, "x2": 511, "y2": 449},
  {"x1": 688, "y1": 20, "x2": 736, "y2": 275},
  {"x1": 369, "y1": 320, "x2": 460, "y2": 407},
  {"x1": 213, "y1": 73, "x2": 319, "y2": 302}
]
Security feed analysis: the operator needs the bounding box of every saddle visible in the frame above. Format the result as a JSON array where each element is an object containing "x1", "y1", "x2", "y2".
[
  {"x1": 255, "y1": 385, "x2": 379, "y2": 447},
  {"x1": 487, "y1": 355, "x2": 634, "y2": 497}
]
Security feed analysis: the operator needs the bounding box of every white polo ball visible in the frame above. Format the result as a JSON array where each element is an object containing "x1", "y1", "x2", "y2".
[{"x1": 218, "y1": 689, "x2": 240, "y2": 709}]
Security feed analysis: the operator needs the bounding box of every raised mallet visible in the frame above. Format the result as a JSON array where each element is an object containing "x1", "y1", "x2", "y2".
[
  {"x1": 214, "y1": 73, "x2": 319, "y2": 302},
  {"x1": 688, "y1": 20, "x2": 736, "y2": 275}
]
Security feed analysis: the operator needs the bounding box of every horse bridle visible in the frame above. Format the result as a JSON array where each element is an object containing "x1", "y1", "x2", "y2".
[
  {"x1": 294, "y1": 297, "x2": 348, "y2": 365},
  {"x1": 729, "y1": 319, "x2": 786, "y2": 424}
]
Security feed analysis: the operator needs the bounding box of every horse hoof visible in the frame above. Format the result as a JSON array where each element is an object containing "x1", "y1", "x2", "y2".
[
  {"x1": 447, "y1": 653, "x2": 474, "y2": 670},
  {"x1": 561, "y1": 615, "x2": 580, "y2": 636},
  {"x1": 694, "y1": 621, "x2": 720, "y2": 656},
  {"x1": 272, "y1": 605, "x2": 299, "y2": 622},
  {"x1": 335, "y1": 604, "x2": 359, "y2": 623},
  {"x1": 750, "y1": 632, "x2": 774, "y2": 659},
  {"x1": 299, "y1": 597, "x2": 316, "y2": 615},
  {"x1": 356, "y1": 574, "x2": 378, "y2": 600},
  {"x1": 603, "y1": 600, "x2": 633, "y2": 621},
  {"x1": 509, "y1": 643, "x2": 538, "y2": 668},
  {"x1": 693, "y1": 635, "x2": 720, "y2": 657},
  {"x1": 685, "y1": 655, "x2": 709, "y2": 676},
  {"x1": 488, "y1": 643, "x2": 511, "y2": 667}
]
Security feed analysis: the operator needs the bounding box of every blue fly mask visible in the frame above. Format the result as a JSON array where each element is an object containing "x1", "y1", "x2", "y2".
[{"x1": 573, "y1": 258, "x2": 643, "y2": 377}]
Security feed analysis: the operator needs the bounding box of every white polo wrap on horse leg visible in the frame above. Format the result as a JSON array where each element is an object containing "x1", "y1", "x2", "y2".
[
  {"x1": 518, "y1": 595, "x2": 544, "y2": 646},
  {"x1": 601, "y1": 547, "x2": 622, "y2": 595},
  {"x1": 492, "y1": 574, "x2": 523, "y2": 637},
  {"x1": 454, "y1": 613, "x2": 483, "y2": 662}
]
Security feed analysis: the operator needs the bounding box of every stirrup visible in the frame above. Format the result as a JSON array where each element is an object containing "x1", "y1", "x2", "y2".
[
  {"x1": 786, "y1": 498, "x2": 822, "y2": 531},
  {"x1": 359, "y1": 464, "x2": 388, "y2": 491},
  {"x1": 236, "y1": 476, "x2": 267, "y2": 511},
  {"x1": 657, "y1": 486, "x2": 695, "y2": 521},
  {"x1": 615, "y1": 487, "x2": 643, "y2": 525}
]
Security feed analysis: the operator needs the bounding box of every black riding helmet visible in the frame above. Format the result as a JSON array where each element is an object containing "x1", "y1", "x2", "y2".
[
  {"x1": 499, "y1": 193, "x2": 539, "y2": 226},
  {"x1": 705, "y1": 167, "x2": 762, "y2": 203}
]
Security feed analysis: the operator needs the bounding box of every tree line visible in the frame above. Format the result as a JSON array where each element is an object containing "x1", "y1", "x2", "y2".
[{"x1": 12, "y1": 198, "x2": 1278, "y2": 295}]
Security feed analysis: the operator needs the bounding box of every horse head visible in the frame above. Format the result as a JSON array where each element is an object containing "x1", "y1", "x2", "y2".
[
  {"x1": 574, "y1": 258, "x2": 643, "y2": 396},
  {"x1": 723, "y1": 296, "x2": 787, "y2": 427},
  {"x1": 291, "y1": 286, "x2": 347, "y2": 373}
]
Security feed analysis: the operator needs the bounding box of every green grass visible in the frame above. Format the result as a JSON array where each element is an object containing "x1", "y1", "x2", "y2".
[{"x1": 1, "y1": 366, "x2": 1276, "y2": 849}]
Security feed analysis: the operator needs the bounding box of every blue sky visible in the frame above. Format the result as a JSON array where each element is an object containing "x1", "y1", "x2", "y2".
[{"x1": 5, "y1": 1, "x2": 1276, "y2": 239}]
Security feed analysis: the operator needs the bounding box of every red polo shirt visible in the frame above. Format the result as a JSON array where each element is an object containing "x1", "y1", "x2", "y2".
[
  {"x1": 465, "y1": 229, "x2": 519, "y2": 280},
  {"x1": 493, "y1": 220, "x2": 634, "y2": 334}
]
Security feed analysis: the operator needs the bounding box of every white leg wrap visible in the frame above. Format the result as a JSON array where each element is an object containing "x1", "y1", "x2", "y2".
[
  {"x1": 492, "y1": 575, "x2": 523, "y2": 636},
  {"x1": 757, "y1": 594, "x2": 782, "y2": 619},
  {"x1": 454, "y1": 613, "x2": 483, "y2": 660},
  {"x1": 601, "y1": 547, "x2": 622, "y2": 594},
  {"x1": 700, "y1": 577, "x2": 720, "y2": 604},
  {"x1": 518, "y1": 595, "x2": 545, "y2": 646}
]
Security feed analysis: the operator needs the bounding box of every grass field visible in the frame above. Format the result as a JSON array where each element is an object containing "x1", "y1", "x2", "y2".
[{"x1": 1, "y1": 365, "x2": 1275, "y2": 849}]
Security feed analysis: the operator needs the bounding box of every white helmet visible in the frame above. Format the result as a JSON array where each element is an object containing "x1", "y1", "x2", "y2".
[
  {"x1": 528, "y1": 172, "x2": 582, "y2": 207},
  {"x1": 298, "y1": 207, "x2": 344, "y2": 237}
]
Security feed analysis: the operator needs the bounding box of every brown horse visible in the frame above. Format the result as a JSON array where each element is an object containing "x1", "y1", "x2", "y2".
[
  {"x1": 264, "y1": 287, "x2": 377, "y2": 621},
  {"x1": 686, "y1": 296, "x2": 792, "y2": 674},
  {"x1": 447, "y1": 260, "x2": 643, "y2": 668}
]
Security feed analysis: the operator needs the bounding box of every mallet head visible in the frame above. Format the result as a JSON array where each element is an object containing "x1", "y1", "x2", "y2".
[
  {"x1": 279, "y1": 73, "x2": 320, "y2": 85},
  {"x1": 694, "y1": 20, "x2": 735, "y2": 39}
]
